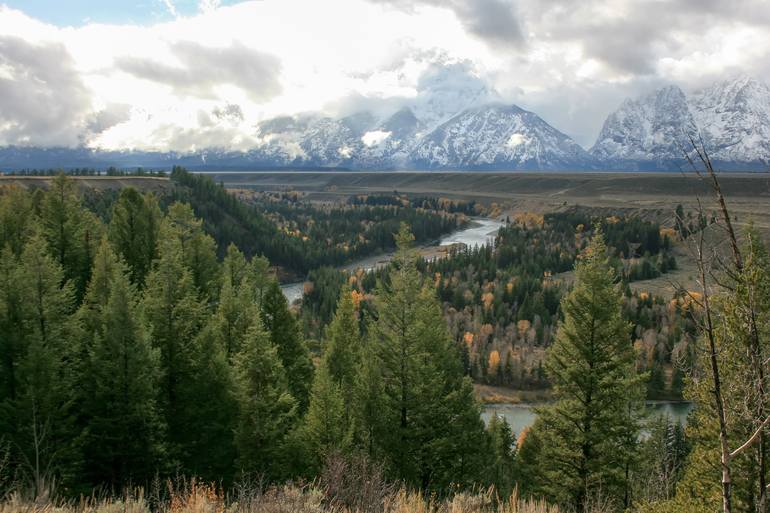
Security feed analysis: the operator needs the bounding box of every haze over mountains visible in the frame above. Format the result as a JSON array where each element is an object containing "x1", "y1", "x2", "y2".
[{"x1": 2, "y1": 76, "x2": 769, "y2": 171}]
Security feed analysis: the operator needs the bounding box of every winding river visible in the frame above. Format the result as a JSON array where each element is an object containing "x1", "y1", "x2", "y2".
[
  {"x1": 280, "y1": 217, "x2": 505, "y2": 303},
  {"x1": 280, "y1": 218, "x2": 691, "y2": 434}
]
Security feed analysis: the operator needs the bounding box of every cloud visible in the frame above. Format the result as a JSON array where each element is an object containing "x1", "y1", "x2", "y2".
[
  {"x1": 116, "y1": 41, "x2": 282, "y2": 102},
  {"x1": 0, "y1": 36, "x2": 94, "y2": 146},
  {"x1": 198, "y1": 0, "x2": 222, "y2": 14},
  {"x1": 160, "y1": 0, "x2": 179, "y2": 18},
  {"x1": 212, "y1": 103, "x2": 244, "y2": 122},
  {"x1": 373, "y1": 0, "x2": 524, "y2": 50},
  {"x1": 1, "y1": 0, "x2": 770, "y2": 151}
]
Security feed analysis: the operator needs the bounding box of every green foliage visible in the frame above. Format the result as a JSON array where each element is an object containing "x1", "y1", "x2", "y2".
[
  {"x1": 486, "y1": 413, "x2": 517, "y2": 498},
  {"x1": 662, "y1": 226, "x2": 770, "y2": 513},
  {"x1": 142, "y1": 234, "x2": 207, "y2": 467},
  {"x1": 107, "y1": 188, "x2": 161, "y2": 285},
  {"x1": 233, "y1": 322, "x2": 297, "y2": 480},
  {"x1": 161, "y1": 202, "x2": 220, "y2": 299},
  {"x1": 75, "y1": 240, "x2": 165, "y2": 488},
  {"x1": 528, "y1": 231, "x2": 644, "y2": 511},
  {"x1": 0, "y1": 235, "x2": 76, "y2": 495},
  {"x1": 39, "y1": 174, "x2": 103, "y2": 300},
  {"x1": 0, "y1": 185, "x2": 35, "y2": 256},
  {"x1": 168, "y1": 167, "x2": 461, "y2": 276},
  {"x1": 261, "y1": 280, "x2": 314, "y2": 412},
  {"x1": 301, "y1": 365, "x2": 350, "y2": 473},
  {"x1": 364, "y1": 224, "x2": 487, "y2": 491}
]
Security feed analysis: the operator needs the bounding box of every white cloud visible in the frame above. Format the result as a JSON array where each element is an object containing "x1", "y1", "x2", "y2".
[
  {"x1": 361, "y1": 130, "x2": 391, "y2": 147},
  {"x1": 161, "y1": 0, "x2": 179, "y2": 18},
  {"x1": 198, "y1": 0, "x2": 222, "y2": 14},
  {"x1": 506, "y1": 133, "x2": 526, "y2": 148},
  {"x1": 0, "y1": 0, "x2": 768, "y2": 150}
]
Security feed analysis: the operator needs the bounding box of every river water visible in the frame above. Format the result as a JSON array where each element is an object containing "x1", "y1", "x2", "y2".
[
  {"x1": 482, "y1": 401, "x2": 693, "y2": 437},
  {"x1": 280, "y1": 217, "x2": 505, "y2": 303}
]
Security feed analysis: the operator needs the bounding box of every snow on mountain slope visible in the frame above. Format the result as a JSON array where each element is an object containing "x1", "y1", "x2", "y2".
[
  {"x1": 591, "y1": 77, "x2": 770, "y2": 166},
  {"x1": 690, "y1": 77, "x2": 770, "y2": 163},
  {"x1": 590, "y1": 85, "x2": 695, "y2": 162},
  {"x1": 409, "y1": 104, "x2": 595, "y2": 170}
]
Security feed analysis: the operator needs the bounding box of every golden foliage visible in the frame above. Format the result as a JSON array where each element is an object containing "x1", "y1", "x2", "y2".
[
  {"x1": 660, "y1": 227, "x2": 677, "y2": 239},
  {"x1": 517, "y1": 319, "x2": 531, "y2": 337},
  {"x1": 488, "y1": 350, "x2": 501, "y2": 373},
  {"x1": 350, "y1": 290, "x2": 364, "y2": 309},
  {"x1": 303, "y1": 281, "x2": 314, "y2": 295},
  {"x1": 482, "y1": 292, "x2": 495, "y2": 310},
  {"x1": 463, "y1": 331, "x2": 475, "y2": 347}
]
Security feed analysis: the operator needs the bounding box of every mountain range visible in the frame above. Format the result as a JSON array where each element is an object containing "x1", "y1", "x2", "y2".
[{"x1": 2, "y1": 77, "x2": 768, "y2": 172}]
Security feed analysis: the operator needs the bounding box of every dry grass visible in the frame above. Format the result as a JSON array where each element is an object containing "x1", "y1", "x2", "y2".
[{"x1": 0, "y1": 481, "x2": 565, "y2": 513}]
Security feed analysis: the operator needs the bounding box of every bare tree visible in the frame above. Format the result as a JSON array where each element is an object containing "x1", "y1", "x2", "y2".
[{"x1": 681, "y1": 135, "x2": 770, "y2": 513}]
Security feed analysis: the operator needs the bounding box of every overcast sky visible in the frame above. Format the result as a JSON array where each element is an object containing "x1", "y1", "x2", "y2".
[{"x1": 1, "y1": 0, "x2": 769, "y2": 151}]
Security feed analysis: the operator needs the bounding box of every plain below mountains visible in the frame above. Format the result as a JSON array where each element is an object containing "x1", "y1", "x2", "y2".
[{"x1": 2, "y1": 76, "x2": 769, "y2": 172}]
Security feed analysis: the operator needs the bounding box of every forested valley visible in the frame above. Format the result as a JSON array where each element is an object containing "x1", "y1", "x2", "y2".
[{"x1": 0, "y1": 169, "x2": 769, "y2": 513}]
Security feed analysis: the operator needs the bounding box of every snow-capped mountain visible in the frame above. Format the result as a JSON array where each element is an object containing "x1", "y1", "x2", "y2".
[
  {"x1": 410, "y1": 104, "x2": 594, "y2": 170},
  {"x1": 227, "y1": 102, "x2": 593, "y2": 170},
  {"x1": 3, "y1": 76, "x2": 767, "y2": 172},
  {"x1": 690, "y1": 77, "x2": 770, "y2": 163},
  {"x1": 591, "y1": 77, "x2": 770, "y2": 167},
  {"x1": 591, "y1": 85, "x2": 696, "y2": 163}
]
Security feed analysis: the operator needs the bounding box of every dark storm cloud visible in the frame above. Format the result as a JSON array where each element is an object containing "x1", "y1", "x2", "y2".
[
  {"x1": 116, "y1": 41, "x2": 282, "y2": 102},
  {"x1": 373, "y1": 0, "x2": 525, "y2": 49},
  {"x1": 0, "y1": 36, "x2": 92, "y2": 146}
]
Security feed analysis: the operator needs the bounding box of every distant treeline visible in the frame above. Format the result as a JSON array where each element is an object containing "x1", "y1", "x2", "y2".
[{"x1": 3, "y1": 166, "x2": 167, "y2": 177}]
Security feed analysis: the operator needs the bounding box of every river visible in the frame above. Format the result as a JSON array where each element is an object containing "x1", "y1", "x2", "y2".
[
  {"x1": 280, "y1": 217, "x2": 505, "y2": 303},
  {"x1": 481, "y1": 401, "x2": 693, "y2": 437}
]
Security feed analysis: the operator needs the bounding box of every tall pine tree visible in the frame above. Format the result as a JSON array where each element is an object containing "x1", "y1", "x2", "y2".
[
  {"x1": 261, "y1": 280, "x2": 313, "y2": 411},
  {"x1": 366, "y1": 223, "x2": 486, "y2": 491},
  {"x1": 108, "y1": 188, "x2": 161, "y2": 285},
  {"x1": 233, "y1": 321, "x2": 297, "y2": 480},
  {"x1": 531, "y1": 230, "x2": 643, "y2": 512},
  {"x1": 76, "y1": 240, "x2": 165, "y2": 488}
]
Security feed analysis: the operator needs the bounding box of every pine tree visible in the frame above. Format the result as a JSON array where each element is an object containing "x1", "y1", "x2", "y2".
[
  {"x1": 0, "y1": 185, "x2": 34, "y2": 256},
  {"x1": 214, "y1": 245, "x2": 256, "y2": 357},
  {"x1": 486, "y1": 413, "x2": 517, "y2": 497},
  {"x1": 233, "y1": 322, "x2": 297, "y2": 480},
  {"x1": 183, "y1": 322, "x2": 237, "y2": 483},
  {"x1": 108, "y1": 188, "x2": 161, "y2": 285},
  {"x1": 533, "y1": 230, "x2": 643, "y2": 512},
  {"x1": 322, "y1": 286, "x2": 361, "y2": 413},
  {"x1": 367, "y1": 223, "x2": 487, "y2": 491},
  {"x1": 39, "y1": 174, "x2": 102, "y2": 300},
  {"x1": 161, "y1": 202, "x2": 219, "y2": 299},
  {"x1": 302, "y1": 365, "x2": 349, "y2": 472},
  {"x1": 301, "y1": 287, "x2": 361, "y2": 469},
  {"x1": 142, "y1": 234, "x2": 206, "y2": 467},
  {"x1": 8, "y1": 235, "x2": 76, "y2": 496},
  {"x1": 76, "y1": 241, "x2": 165, "y2": 488},
  {"x1": 261, "y1": 280, "x2": 314, "y2": 411}
]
